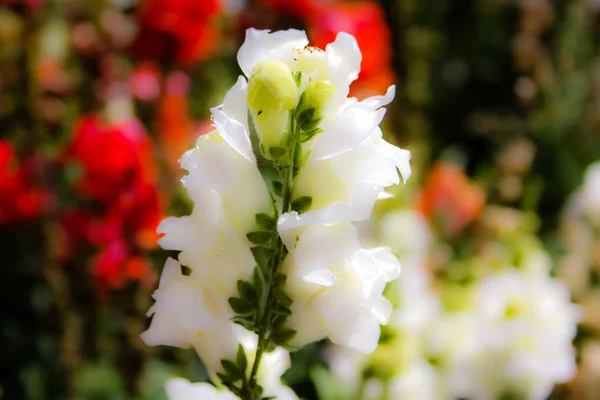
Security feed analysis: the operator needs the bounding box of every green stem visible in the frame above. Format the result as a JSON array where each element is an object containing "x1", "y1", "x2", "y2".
[{"x1": 244, "y1": 120, "x2": 298, "y2": 400}]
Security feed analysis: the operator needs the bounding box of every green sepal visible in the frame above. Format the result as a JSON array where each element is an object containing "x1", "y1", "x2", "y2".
[
  {"x1": 221, "y1": 359, "x2": 242, "y2": 378},
  {"x1": 271, "y1": 328, "x2": 297, "y2": 347},
  {"x1": 277, "y1": 291, "x2": 293, "y2": 308},
  {"x1": 269, "y1": 146, "x2": 286, "y2": 159},
  {"x1": 246, "y1": 231, "x2": 272, "y2": 245},
  {"x1": 299, "y1": 127, "x2": 323, "y2": 143},
  {"x1": 252, "y1": 267, "x2": 265, "y2": 296},
  {"x1": 293, "y1": 71, "x2": 302, "y2": 87},
  {"x1": 291, "y1": 196, "x2": 313, "y2": 214},
  {"x1": 255, "y1": 213, "x2": 276, "y2": 230},
  {"x1": 272, "y1": 180, "x2": 283, "y2": 196},
  {"x1": 297, "y1": 108, "x2": 316, "y2": 131},
  {"x1": 228, "y1": 297, "x2": 255, "y2": 315},
  {"x1": 236, "y1": 344, "x2": 248, "y2": 372},
  {"x1": 237, "y1": 280, "x2": 258, "y2": 301}
]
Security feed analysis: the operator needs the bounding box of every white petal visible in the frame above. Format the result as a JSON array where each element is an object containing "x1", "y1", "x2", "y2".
[
  {"x1": 141, "y1": 259, "x2": 215, "y2": 348},
  {"x1": 292, "y1": 224, "x2": 361, "y2": 282},
  {"x1": 357, "y1": 85, "x2": 396, "y2": 111},
  {"x1": 210, "y1": 106, "x2": 254, "y2": 163},
  {"x1": 237, "y1": 29, "x2": 309, "y2": 78},
  {"x1": 313, "y1": 107, "x2": 386, "y2": 160},
  {"x1": 377, "y1": 140, "x2": 412, "y2": 183},
  {"x1": 325, "y1": 32, "x2": 362, "y2": 115}
]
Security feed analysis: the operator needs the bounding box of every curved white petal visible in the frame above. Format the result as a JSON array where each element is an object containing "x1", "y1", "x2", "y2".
[
  {"x1": 238, "y1": 29, "x2": 309, "y2": 78},
  {"x1": 181, "y1": 132, "x2": 271, "y2": 234},
  {"x1": 313, "y1": 107, "x2": 386, "y2": 160},
  {"x1": 141, "y1": 259, "x2": 217, "y2": 349},
  {"x1": 325, "y1": 32, "x2": 362, "y2": 115},
  {"x1": 357, "y1": 85, "x2": 396, "y2": 111},
  {"x1": 210, "y1": 76, "x2": 253, "y2": 162}
]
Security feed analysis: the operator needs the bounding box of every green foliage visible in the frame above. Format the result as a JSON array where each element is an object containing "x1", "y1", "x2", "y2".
[{"x1": 217, "y1": 346, "x2": 264, "y2": 399}]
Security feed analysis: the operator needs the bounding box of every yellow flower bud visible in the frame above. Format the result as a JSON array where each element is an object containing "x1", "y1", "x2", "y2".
[
  {"x1": 302, "y1": 79, "x2": 335, "y2": 113},
  {"x1": 248, "y1": 60, "x2": 298, "y2": 158}
]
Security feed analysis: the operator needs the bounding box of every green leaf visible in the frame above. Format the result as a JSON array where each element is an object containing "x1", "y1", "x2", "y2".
[
  {"x1": 246, "y1": 231, "x2": 272, "y2": 245},
  {"x1": 255, "y1": 213, "x2": 276, "y2": 230},
  {"x1": 277, "y1": 291, "x2": 293, "y2": 308},
  {"x1": 271, "y1": 328, "x2": 297, "y2": 346},
  {"x1": 263, "y1": 339, "x2": 277, "y2": 353},
  {"x1": 221, "y1": 360, "x2": 241, "y2": 378},
  {"x1": 299, "y1": 127, "x2": 323, "y2": 143},
  {"x1": 252, "y1": 267, "x2": 265, "y2": 295},
  {"x1": 229, "y1": 297, "x2": 255, "y2": 315},
  {"x1": 293, "y1": 71, "x2": 302, "y2": 87},
  {"x1": 237, "y1": 280, "x2": 258, "y2": 301},
  {"x1": 297, "y1": 108, "x2": 316, "y2": 131},
  {"x1": 272, "y1": 272, "x2": 287, "y2": 286},
  {"x1": 273, "y1": 304, "x2": 292, "y2": 317},
  {"x1": 251, "y1": 247, "x2": 273, "y2": 272},
  {"x1": 291, "y1": 196, "x2": 312, "y2": 214},
  {"x1": 216, "y1": 372, "x2": 238, "y2": 384},
  {"x1": 272, "y1": 180, "x2": 283, "y2": 196},
  {"x1": 269, "y1": 146, "x2": 286, "y2": 159},
  {"x1": 232, "y1": 316, "x2": 255, "y2": 330},
  {"x1": 236, "y1": 344, "x2": 248, "y2": 372},
  {"x1": 293, "y1": 141, "x2": 303, "y2": 177}
]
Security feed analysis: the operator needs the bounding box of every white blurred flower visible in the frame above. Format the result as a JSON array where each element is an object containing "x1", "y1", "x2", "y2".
[
  {"x1": 454, "y1": 270, "x2": 580, "y2": 400},
  {"x1": 388, "y1": 361, "x2": 441, "y2": 400},
  {"x1": 165, "y1": 378, "x2": 239, "y2": 400},
  {"x1": 578, "y1": 161, "x2": 600, "y2": 226}
]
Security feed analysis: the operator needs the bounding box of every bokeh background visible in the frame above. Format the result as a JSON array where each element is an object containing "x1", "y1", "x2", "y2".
[{"x1": 1, "y1": 0, "x2": 600, "y2": 399}]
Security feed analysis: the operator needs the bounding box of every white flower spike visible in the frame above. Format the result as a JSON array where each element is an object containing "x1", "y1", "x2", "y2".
[{"x1": 143, "y1": 28, "x2": 410, "y2": 400}]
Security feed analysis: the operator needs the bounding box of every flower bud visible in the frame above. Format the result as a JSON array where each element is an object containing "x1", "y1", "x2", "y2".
[
  {"x1": 302, "y1": 80, "x2": 335, "y2": 114},
  {"x1": 248, "y1": 60, "x2": 298, "y2": 157}
]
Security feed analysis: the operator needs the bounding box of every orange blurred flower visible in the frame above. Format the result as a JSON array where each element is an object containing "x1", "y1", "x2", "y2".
[
  {"x1": 418, "y1": 163, "x2": 486, "y2": 237},
  {"x1": 158, "y1": 71, "x2": 194, "y2": 175}
]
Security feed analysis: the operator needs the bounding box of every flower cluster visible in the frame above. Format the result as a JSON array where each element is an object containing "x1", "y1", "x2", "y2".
[
  {"x1": 0, "y1": 140, "x2": 48, "y2": 224},
  {"x1": 142, "y1": 28, "x2": 410, "y2": 399},
  {"x1": 60, "y1": 114, "x2": 162, "y2": 290}
]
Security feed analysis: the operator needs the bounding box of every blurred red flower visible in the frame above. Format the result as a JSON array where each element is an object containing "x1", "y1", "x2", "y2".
[
  {"x1": 132, "y1": 0, "x2": 222, "y2": 65},
  {"x1": 418, "y1": 163, "x2": 486, "y2": 237},
  {"x1": 307, "y1": 1, "x2": 395, "y2": 98},
  {"x1": 259, "y1": 0, "x2": 321, "y2": 19},
  {"x1": 66, "y1": 115, "x2": 156, "y2": 204},
  {"x1": 62, "y1": 115, "x2": 162, "y2": 290},
  {"x1": 0, "y1": 140, "x2": 48, "y2": 224}
]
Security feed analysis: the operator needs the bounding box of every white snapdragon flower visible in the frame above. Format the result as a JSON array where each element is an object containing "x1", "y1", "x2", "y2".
[
  {"x1": 454, "y1": 270, "x2": 580, "y2": 400},
  {"x1": 140, "y1": 258, "x2": 242, "y2": 376},
  {"x1": 280, "y1": 222, "x2": 399, "y2": 353},
  {"x1": 225, "y1": 28, "x2": 411, "y2": 226}
]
